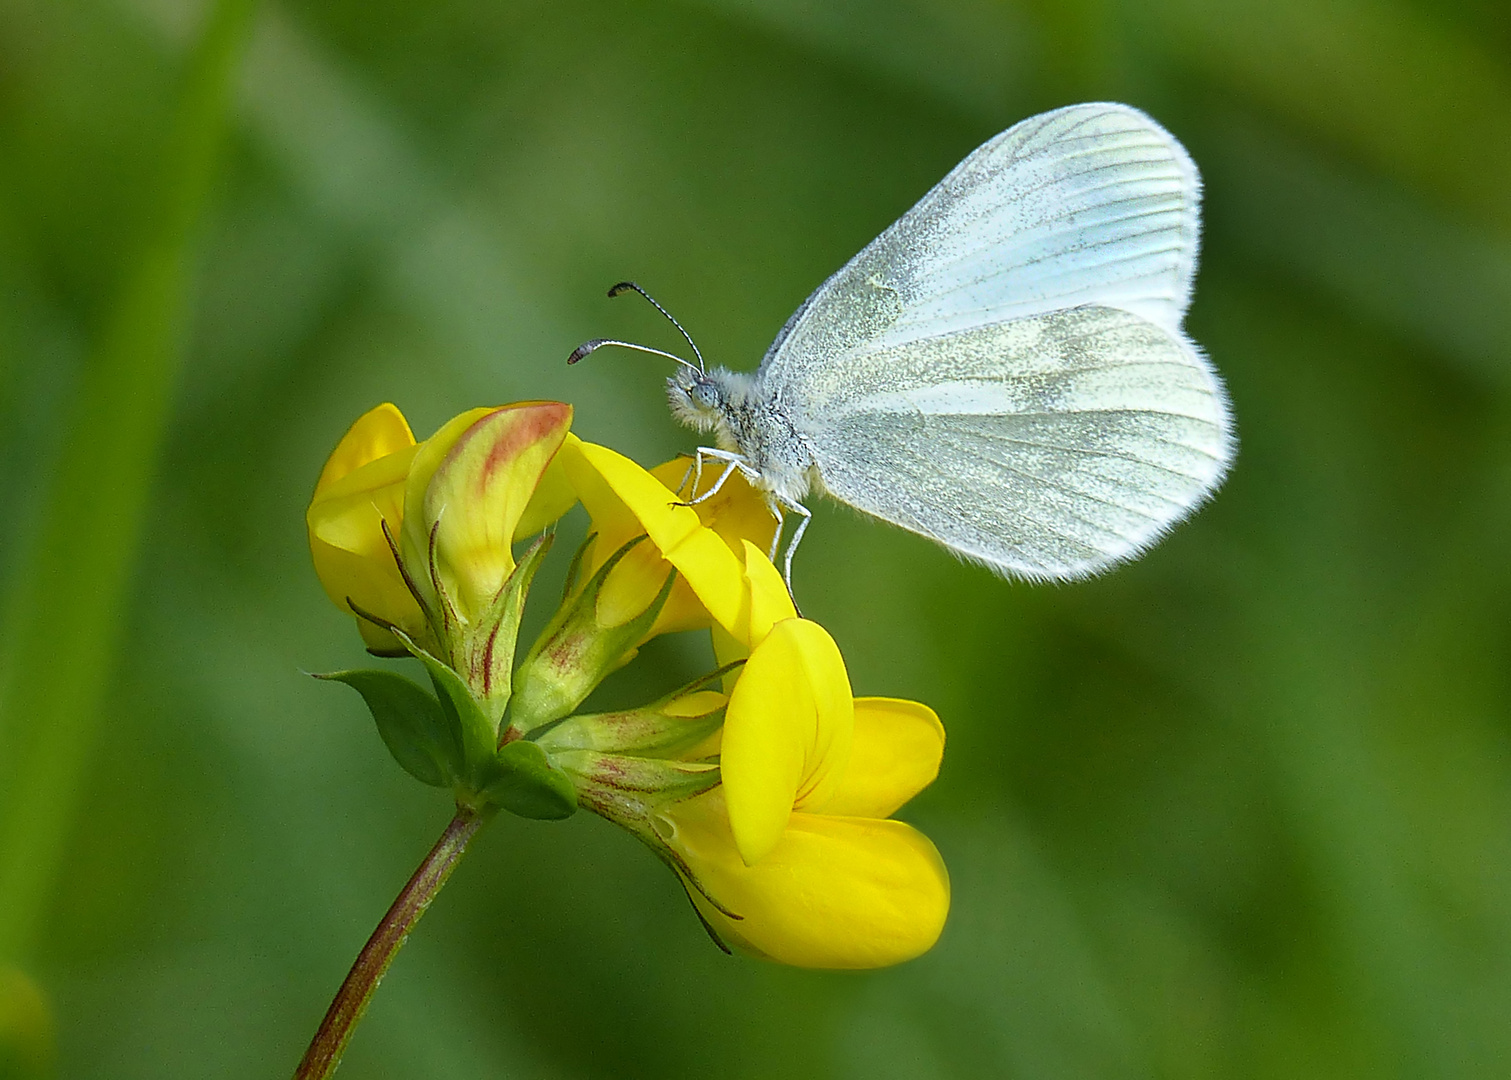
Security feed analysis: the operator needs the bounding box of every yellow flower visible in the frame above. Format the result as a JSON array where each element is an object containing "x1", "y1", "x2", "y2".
[
  {"x1": 720, "y1": 618, "x2": 853, "y2": 863},
  {"x1": 691, "y1": 618, "x2": 946, "y2": 968},
  {"x1": 660, "y1": 687, "x2": 949, "y2": 969},
  {"x1": 306, "y1": 402, "x2": 577, "y2": 654}
]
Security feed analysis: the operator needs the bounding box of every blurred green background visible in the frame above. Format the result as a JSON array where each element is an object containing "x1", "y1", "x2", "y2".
[{"x1": 4, "y1": 0, "x2": 1511, "y2": 1076}]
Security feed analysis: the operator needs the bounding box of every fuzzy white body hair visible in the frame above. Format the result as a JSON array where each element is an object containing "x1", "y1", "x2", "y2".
[{"x1": 667, "y1": 366, "x2": 818, "y2": 503}]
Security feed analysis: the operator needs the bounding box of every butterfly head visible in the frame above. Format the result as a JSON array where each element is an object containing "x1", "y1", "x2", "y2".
[{"x1": 667, "y1": 366, "x2": 735, "y2": 435}]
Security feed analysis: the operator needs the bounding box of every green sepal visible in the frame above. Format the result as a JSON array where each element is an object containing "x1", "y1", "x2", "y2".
[
  {"x1": 415, "y1": 646, "x2": 500, "y2": 787},
  {"x1": 552, "y1": 750, "x2": 720, "y2": 806},
  {"x1": 314, "y1": 669, "x2": 460, "y2": 788},
  {"x1": 380, "y1": 626, "x2": 499, "y2": 792},
  {"x1": 535, "y1": 662, "x2": 737, "y2": 760},
  {"x1": 510, "y1": 535, "x2": 678, "y2": 734},
  {"x1": 551, "y1": 751, "x2": 735, "y2": 922},
  {"x1": 560, "y1": 531, "x2": 595, "y2": 602},
  {"x1": 459, "y1": 532, "x2": 552, "y2": 726},
  {"x1": 476, "y1": 740, "x2": 578, "y2": 820}
]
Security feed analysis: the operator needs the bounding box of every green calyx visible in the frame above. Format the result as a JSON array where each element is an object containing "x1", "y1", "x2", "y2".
[
  {"x1": 508, "y1": 534, "x2": 677, "y2": 737},
  {"x1": 534, "y1": 664, "x2": 736, "y2": 760},
  {"x1": 552, "y1": 751, "x2": 720, "y2": 827},
  {"x1": 453, "y1": 533, "x2": 551, "y2": 725},
  {"x1": 314, "y1": 664, "x2": 576, "y2": 820},
  {"x1": 316, "y1": 538, "x2": 576, "y2": 820},
  {"x1": 317, "y1": 532, "x2": 723, "y2": 825}
]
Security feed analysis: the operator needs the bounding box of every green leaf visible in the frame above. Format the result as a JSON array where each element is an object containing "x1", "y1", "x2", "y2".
[
  {"x1": 412, "y1": 649, "x2": 499, "y2": 786},
  {"x1": 481, "y1": 741, "x2": 578, "y2": 820},
  {"x1": 383, "y1": 625, "x2": 501, "y2": 792},
  {"x1": 315, "y1": 670, "x2": 460, "y2": 788}
]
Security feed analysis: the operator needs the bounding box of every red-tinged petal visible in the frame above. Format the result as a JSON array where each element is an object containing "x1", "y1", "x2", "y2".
[{"x1": 402, "y1": 403, "x2": 572, "y2": 623}]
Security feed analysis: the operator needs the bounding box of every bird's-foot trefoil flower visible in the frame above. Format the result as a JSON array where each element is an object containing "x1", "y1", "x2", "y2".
[{"x1": 295, "y1": 400, "x2": 950, "y2": 1078}]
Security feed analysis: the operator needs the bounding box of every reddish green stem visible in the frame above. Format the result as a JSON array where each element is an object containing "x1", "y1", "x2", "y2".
[{"x1": 293, "y1": 807, "x2": 489, "y2": 1080}]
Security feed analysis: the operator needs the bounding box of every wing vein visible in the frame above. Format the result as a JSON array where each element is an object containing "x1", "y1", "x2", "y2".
[
  {"x1": 915, "y1": 206, "x2": 1189, "y2": 286},
  {"x1": 913, "y1": 242, "x2": 1187, "y2": 310},
  {"x1": 937, "y1": 454, "x2": 1159, "y2": 538},
  {"x1": 965, "y1": 432, "x2": 1211, "y2": 483},
  {"x1": 969, "y1": 451, "x2": 1168, "y2": 520}
]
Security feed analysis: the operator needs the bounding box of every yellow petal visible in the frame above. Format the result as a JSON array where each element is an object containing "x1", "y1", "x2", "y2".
[
  {"x1": 587, "y1": 544, "x2": 662, "y2": 628},
  {"x1": 661, "y1": 790, "x2": 950, "y2": 969},
  {"x1": 312, "y1": 402, "x2": 415, "y2": 498},
  {"x1": 403, "y1": 403, "x2": 573, "y2": 623},
  {"x1": 552, "y1": 440, "x2": 687, "y2": 630},
  {"x1": 556, "y1": 438, "x2": 802, "y2": 647},
  {"x1": 738, "y1": 540, "x2": 797, "y2": 647},
  {"x1": 515, "y1": 452, "x2": 579, "y2": 541},
  {"x1": 822, "y1": 698, "x2": 944, "y2": 819},
  {"x1": 711, "y1": 621, "x2": 747, "y2": 693},
  {"x1": 307, "y1": 409, "x2": 425, "y2": 641},
  {"x1": 556, "y1": 437, "x2": 645, "y2": 552},
  {"x1": 558, "y1": 437, "x2": 749, "y2": 631},
  {"x1": 649, "y1": 457, "x2": 778, "y2": 563},
  {"x1": 721, "y1": 619, "x2": 853, "y2": 865},
  {"x1": 645, "y1": 458, "x2": 782, "y2": 640},
  {"x1": 662, "y1": 689, "x2": 727, "y2": 719}
]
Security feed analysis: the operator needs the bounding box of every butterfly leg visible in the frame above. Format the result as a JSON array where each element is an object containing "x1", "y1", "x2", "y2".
[
  {"x1": 691, "y1": 458, "x2": 742, "y2": 505},
  {"x1": 757, "y1": 495, "x2": 803, "y2": 613},
  {"x1": 774, "y1": 496, "x2": 812, "y2": 597},
  {"x1": 764, "y1": 497, "x2": 785, "y2": 562},
  {"x1": 674, "y1": 454, "x2": 698, "y2": 499},
  {"x1": 675, "y1": 447, "x2": 759, "y2": 507},
  {"x1": 672, "y1": 447, "x2": 721, "y2": 502}
]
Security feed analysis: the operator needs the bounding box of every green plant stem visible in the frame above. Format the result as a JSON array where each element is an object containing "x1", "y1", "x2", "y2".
[
  {"x1": 0, "y1": 0, "x2": 259, "y2": 962},
  {"x1": 293, "y1": 807, "x2": 490, "y2": 1080}
]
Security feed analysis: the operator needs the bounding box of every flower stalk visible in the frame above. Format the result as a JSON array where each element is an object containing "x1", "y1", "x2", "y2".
[{"x1": 292, "y1": 807, "x2": 491, "y2": 1080}]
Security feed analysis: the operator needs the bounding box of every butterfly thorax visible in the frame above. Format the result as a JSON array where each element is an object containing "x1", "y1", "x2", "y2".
[{"x1": 666, "y1": 366, "x2": 815, "y2": 502}]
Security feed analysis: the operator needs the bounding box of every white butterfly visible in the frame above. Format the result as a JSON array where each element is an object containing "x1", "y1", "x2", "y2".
[{"x1": 576, "y1": 103, "x2": 1234, "y2": 587}]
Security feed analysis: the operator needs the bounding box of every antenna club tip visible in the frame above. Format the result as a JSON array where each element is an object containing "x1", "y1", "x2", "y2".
[
  {"x1": 607, "y1": 281, "x2": 637, "y2": 298},
  {"x1": 567, "y1": 339, "x2": 607, "y2": 365}
]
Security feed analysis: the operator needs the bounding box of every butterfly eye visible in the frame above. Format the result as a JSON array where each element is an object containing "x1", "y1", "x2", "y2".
[{"x1": 691, "y1": 382, "x2": 720, "y2": 409}]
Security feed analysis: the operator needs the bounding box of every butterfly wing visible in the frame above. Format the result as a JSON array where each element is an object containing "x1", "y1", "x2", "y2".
[
  {"x1": 800, "y1": 306, "x2": 1229, "y2": 579},
  {"x1": 760, "y1": 102, "x2": 1232, "y2": 579}
]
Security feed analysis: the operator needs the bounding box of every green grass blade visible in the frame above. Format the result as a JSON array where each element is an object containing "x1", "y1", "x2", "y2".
[{"x1": 0, "y1": 0, "x2": 259, "y2": 962}]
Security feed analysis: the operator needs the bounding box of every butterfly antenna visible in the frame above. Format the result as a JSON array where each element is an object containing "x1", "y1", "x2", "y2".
[
  {"x1": 607, "y1": 281, "x2": 706, "y2": 374},
  {"x1": 566, "y1": 338, "x2": 702, "y2": 374}
]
